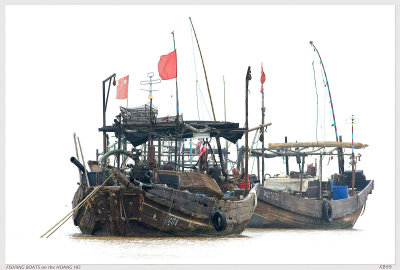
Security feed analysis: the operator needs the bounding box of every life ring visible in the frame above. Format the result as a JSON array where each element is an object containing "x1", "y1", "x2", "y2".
[
  {"x1": 212, "y1": 211, "x2": 227, "y2": 231},
  {"x1": 322, "y1": 202, "x2": 333, "y2": 223}
]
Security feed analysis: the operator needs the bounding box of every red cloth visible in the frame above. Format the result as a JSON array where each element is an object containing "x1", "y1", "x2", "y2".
[
  {"x1": 260, "y1": 64, "x2": 266, "y2": 92},
  {"x1": 158, "y1": 50, "x2": 177, "y2": 80},
  {"x1": 116, "y1": 75, "x2": 129, "y2": 99},
  {"x1": 198, "y1": 145, "x2": 206, "y2": 158}
]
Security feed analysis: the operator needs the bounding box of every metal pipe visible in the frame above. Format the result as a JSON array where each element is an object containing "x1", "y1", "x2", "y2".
[
  {"x1": 102, "y1": 73, "x2": 116, "y2": 155},
  {"x1": 299, "y1": 154, "x2": 305, "y2": 195},
  {"x1": 77, "y1": 137, "x2": 91, "y2": 188},
  {"x1": 70, "y1": 157, "x2": 85, "y2": 174}
]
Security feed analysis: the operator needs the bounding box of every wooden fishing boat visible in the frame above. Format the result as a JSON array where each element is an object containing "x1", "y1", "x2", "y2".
[
  {"x1": 248, "y1": 142, "x2": 374, "y2": 229},
  {"x1": 71, "y1": 120, "x2": 258, "y2": 236},
  {"x1": 69, "y1": 73, "x2": 257, "y2": 236},
  {"x1": 72, "y1": 173, "x2": 258, "y2": 237}
]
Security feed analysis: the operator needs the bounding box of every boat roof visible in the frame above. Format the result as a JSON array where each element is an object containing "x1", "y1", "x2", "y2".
[{"x1": 99, "y1": 117, "x2": 245, "y2": 147}]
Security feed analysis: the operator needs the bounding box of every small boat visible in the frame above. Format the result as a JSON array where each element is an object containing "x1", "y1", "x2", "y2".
[
  {"x1": 248, "y1": 141, "x2": 374, "y2": 229},
  {"x1": 70, "y1": 77, "x2": 258, "y2": 236}
]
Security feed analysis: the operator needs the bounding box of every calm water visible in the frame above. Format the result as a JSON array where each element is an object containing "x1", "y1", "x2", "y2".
[
  {"x1": 5, "y1": 173, "x2": 394, "y2": 265},
  {"x1": 5, "y1": 207, "x2": 394, "y2": 265}
]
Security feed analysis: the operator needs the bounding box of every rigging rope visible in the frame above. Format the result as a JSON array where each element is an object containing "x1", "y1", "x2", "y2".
[
  {"x1": 190, "y1": 25, "x2": 201, "y2": 120},
  {"x1": 190, "y1": 22, "x2": 212, "y2": 120}
]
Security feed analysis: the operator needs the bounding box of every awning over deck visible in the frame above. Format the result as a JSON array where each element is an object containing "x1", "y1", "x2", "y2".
[{"x1": 99, "y1": 119, "x2": 245, "y2": 147}]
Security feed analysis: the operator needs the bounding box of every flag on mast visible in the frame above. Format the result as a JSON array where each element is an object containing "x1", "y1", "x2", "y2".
[
  {"x1": 158, "y1": 50, "x2": 177, "y2": 80},
  {"x1": 260, "y1": 63, "x2": 266, "y2": 92},
  {"x1": 116, "y1": 75, "x2": 129, "y2": 99}
]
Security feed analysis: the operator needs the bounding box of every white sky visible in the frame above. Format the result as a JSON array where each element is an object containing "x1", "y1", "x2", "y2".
[{"x1": 5, "y1": 5, "x2": 395, "y2": 264}]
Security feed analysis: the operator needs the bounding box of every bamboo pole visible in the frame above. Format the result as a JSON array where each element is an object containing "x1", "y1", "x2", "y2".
[
  {"x1": 73, "y1": 133, "x2": 82, "y2": 184},
  {"x1": 269, "y1": 141, "x2": 368, "y2": 149},
  {"x1": 189, "y1": 17, "x2": 227, "y2": 178},
  {"x1": 40, "y1": 177, "x2": 110, "y2": 238},
  {"x1": 248, "y1": 123, "x2": 272, "y2": 132},
  {"x1": 77, "y1": 137, "x2": 91, "y2": 188}
]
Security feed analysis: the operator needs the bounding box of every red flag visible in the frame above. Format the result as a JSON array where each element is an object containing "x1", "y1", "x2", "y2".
[
  {"x1": 158, "y1": 50, "x2": 177, "y2": 80},
  {"x1": 198, "y1": 145, "x2": 207, "y2": 158},
  {"x1": 260, "y1": 64, "x2": 266, "y2": 92},
  {"x1": 116, "y1": 75, "x2": 129, "y2": 99}
]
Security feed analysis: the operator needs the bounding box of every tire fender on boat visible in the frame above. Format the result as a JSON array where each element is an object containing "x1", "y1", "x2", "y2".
[
  {"x1": 212, "y1": 211, "x2": 227, "y2": 231},
  {"x1": 322, "y1": 202, "x2": 333, "y2": 222}
]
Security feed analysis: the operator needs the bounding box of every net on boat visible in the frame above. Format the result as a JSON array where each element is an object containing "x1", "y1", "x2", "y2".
[
  {"x1": 158, "y1": 170, "x2": 223, "y2": 198},
  {"x1": 120, "y1": 104, "x2": 158, "y2": 125}
]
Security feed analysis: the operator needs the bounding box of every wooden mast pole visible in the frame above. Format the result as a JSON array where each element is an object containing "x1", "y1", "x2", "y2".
[
  {"x1": 172, "y1": 31, "x2": 179, "y2": 171},
  {"x1": 351, "y1": 115, "x2": 355, "y2": 196},
  {"x1": 260, "y1": 63, "x2": 266, "y2": 186},
  {"x1": 223, "y1": 76, "x2": 228, "y2": 171},
  {"x1": 245, "y1": 66, "x2": 252, "y2": 196},
  {"x1": 189, "y1": 17, "x2": 227, "y2": 179}
]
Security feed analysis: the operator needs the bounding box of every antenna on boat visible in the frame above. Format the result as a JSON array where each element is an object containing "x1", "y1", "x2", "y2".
[
  {"x1": 140, "y1": 72, "x2": 161, "y2": 169},
  {"x1": 346, "y1": 115, "x2": 359, "y2": 195}
]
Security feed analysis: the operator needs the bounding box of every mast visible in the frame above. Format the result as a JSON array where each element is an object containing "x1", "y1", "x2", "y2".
[
  {"x1": 260, "y1": 63, "x2": 266, "y2": 186},
  {"x1": 223, "y1": 76, "x2": 228, "y2": 171},
  {"x1": 351, "y1": 115, "x2": 355, "y2": 196},
  {"x1": 189, "y1": 17, "x2": 227, "y2": 179},
  {"x1": 140, "y1": 72, "x2": 161, "y2": 169},
  {"x1": 245, "y1": 66, "x2": 252, "y2": 196},
  {"x1": 172, "y1": 31, "x2": 179, "y2": 171}
]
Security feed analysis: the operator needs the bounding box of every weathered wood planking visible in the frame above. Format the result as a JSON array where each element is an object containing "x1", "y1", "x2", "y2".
[
  {"x1": 249, "y1": 200, "x2": 363, "y2": 229},
  {"x1": 249, "y1": 180, "x2": 373, "y2": 229},
  {"x1": 72, "y1": 183, "x2": 258, "y2": 236}
]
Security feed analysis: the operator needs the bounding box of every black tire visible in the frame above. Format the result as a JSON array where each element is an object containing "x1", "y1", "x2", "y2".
[
  {"x1": 322, "y1": 202, "x2": 333, "y2": 222},
  {"x1": 212, "y1": 211, "x2": 227, "y2": 231}
]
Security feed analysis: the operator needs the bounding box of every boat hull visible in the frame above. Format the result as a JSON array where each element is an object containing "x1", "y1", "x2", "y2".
[
  {"x1": 248, "y1": 180, "x2": 373, "y2": 229},
  {"x1": 72, "y1": 184, "x2": 257, "y2": 237}
]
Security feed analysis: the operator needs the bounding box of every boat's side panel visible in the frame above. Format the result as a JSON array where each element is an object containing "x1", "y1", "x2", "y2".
[
  {"x1": 72, "y1": 185, "x2": 257, "y2": 236},
  {"x1": 249, "y1": 199, "x2": 363, "y2": 229},
  {"x1": 249, "y1": 180, "x2": 373, "y2": 229},
  {"x1": 257, "y1": 187, "x2": 322, "y2": 218}
]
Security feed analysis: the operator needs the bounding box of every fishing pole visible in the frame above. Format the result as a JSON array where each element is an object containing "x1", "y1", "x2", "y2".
[{"x1": 310, "y1": 41, "x2": 339, "y2": 142}]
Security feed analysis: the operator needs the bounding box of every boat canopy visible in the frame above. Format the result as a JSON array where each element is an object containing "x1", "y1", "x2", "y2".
[{"x1": 99, "y1": 117, "x2": 245, "y2": 147}]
